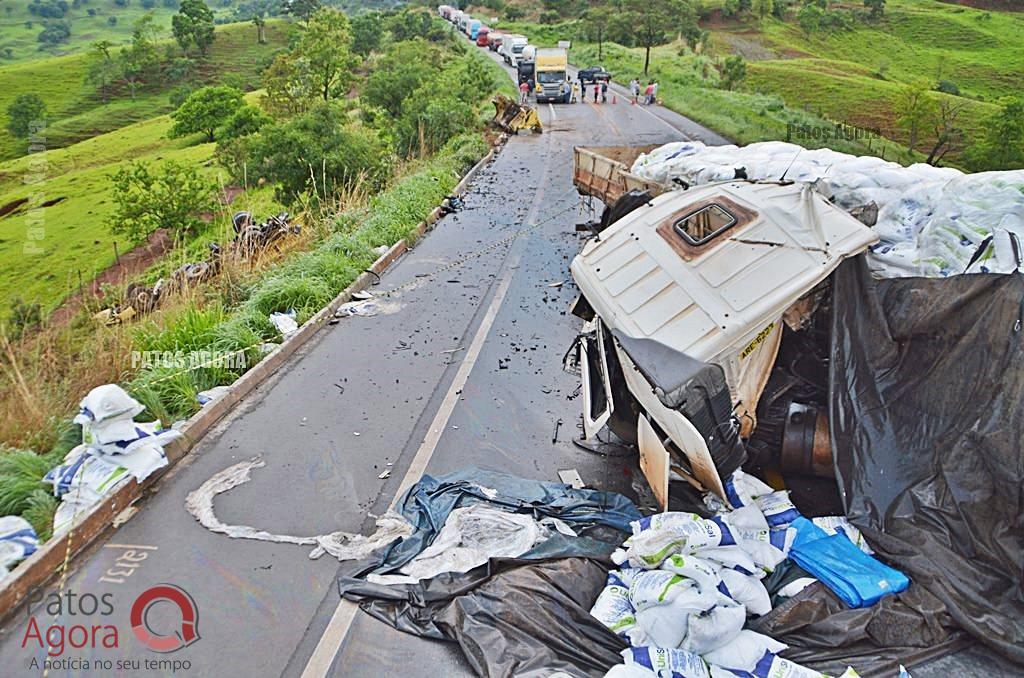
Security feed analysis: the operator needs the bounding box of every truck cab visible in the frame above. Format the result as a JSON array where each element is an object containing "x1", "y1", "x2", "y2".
[
  {"x1": 534, "y1": 47, "x2": 570, "y2": 103},
  {"x1": 476, "y1": 26, "x2": 490, "y2": 46},
  {"x1": 468, "y1": 19, "x2": 481, "y2": 39},
  {"x1": 568, "y1": 151, "x2": 878, "y2": 503},
  {"x1": 501, "y1": 35, "x2": 529, "y2": 66}
]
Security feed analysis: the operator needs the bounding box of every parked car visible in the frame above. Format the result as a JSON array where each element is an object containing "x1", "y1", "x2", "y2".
[{"x1": 578, "y1": 66, "x2": 612, "y2": 84}]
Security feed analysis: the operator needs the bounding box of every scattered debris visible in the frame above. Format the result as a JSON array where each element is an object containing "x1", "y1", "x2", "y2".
[
  {"x1": 334, "y1": 297, "x2": 402, "y2": 319},
  {"x1": 197, "y1": 385, "x2": 231, "y2": 406},
  {"x1": 269, "y1": 310, "x2": 298, "y2": 338},
  {"x1": 378, "y1": 470, "x2": 391, "y2": 480},
  {"x1": 557, "y1": 468, "x2": 584, "y2": 489}
]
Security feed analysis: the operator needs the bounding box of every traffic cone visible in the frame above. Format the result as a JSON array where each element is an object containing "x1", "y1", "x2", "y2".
[{"x1": 612, "y1": 93, "x2": 617, "y2": 104}]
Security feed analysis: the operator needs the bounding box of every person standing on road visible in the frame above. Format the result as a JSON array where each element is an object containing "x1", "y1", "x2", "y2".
[
  {"x1": 644, "y1": 81, "x2": 654, "y2": 105},
  {"x1": 601, "y1": 80, "x2": 609, "y2": 103},
  {"x1": 519, "y1": 79, "x2": 530, "y2": 104},
  {"x1": 571, "y1": 79, "x2": 580, "y2": 103},
  {"x1": 651, "y1": 80, "x2": 660, "y2": 105},
  {"x1": 593, "y1": 82, "x2": 600, "y2": 103},
  {"x1": 630, "y1": 78, "x2": 640, "y2": 104}
]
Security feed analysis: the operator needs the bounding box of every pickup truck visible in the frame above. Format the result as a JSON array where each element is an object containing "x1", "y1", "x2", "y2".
[{"x1": 577, "y1": 66, "x2": 612, "y2": 84}]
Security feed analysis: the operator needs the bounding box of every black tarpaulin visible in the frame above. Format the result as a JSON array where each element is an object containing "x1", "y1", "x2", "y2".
[
  {"x1": 829, "y1": 256, "x2": 1024, "y2": 665},
  {"x1": 339, "y1": 556, "x2": 626, "y2": 678}
]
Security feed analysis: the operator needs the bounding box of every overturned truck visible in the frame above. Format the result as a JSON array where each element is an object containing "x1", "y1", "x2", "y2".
[{"x1": 567, "y1": 142, "x2": 1024, "y2": 670}]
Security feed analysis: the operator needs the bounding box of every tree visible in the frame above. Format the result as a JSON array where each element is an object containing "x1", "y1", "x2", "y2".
[
  {"x1": 894, "y1": 79, "x2": 936, "y2": 152},
  {"x1": 797, "y1": 3, "x2": 823, "y2": 33},
  {"x1": 251, "y1": 12, "x2": 266, "y2": 44},
  {"x1": 37, "y1": 20, "x2": 71, "y2": 46},
  {"x1": 583, "y1": 5, "x2": 613, "y2": 60},
  {"x1": 172, "y1": 0, "x2": 215, "y2": 56},
  {"x1": 720, "y1": 55, "x2": 746, "y2": 90},
  {"x1": 245, "y1": 102, "x2": 388, "y2": 201},
  {"x1": 362, "y1": 41, "x2": 442, "y2": 117},
  {"x1": 170, "y1": 86, "x2": 244, "y2": 141},
  {"x1": 86, "y1": 40, "x2": 119, "y2": 103},
  {"x1": 925, "y1": 98, "x2": 964, "y2": 166},
  {"x1": 261, "y1": 53, "x2": 315, "y2": 117},
  {"x1": 863, "y1": 0, "x2": 884, "y2": 20},
  {"x1": 107, "y1": 161, "x2": 214, "y2": 241},
  {"x1": 615, "y1": 0, "x2": 698, "y2": 74},
  {"x1": 964, "y1": 98, "x2": 1024, "y2": 172},
  {"x1": 6, "y1": 94, "x2": 47, "y2": 138},
  {"x1": 754, "y1": 0, "x2": 774, "y2": 20},
  {"x1": 295, "y1": 8, "x2": 357, "y2": 102},
  {"x1": 283, "y1": 0, "x2": 320, "y2": 22},
  {"x1": 119, "y1": 15, "x2": 160, "y2": 99},
  {"x1": 351, "y1": 13, "x2": 381, "y2": 57}
]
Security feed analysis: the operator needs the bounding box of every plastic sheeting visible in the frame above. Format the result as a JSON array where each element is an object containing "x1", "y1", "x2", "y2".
[
  {"x1": 829, "y1": 256, "x2": 1024, "y2": 665},
  {"x1": 336, "y1": 468, "x2": 642, "y2": 677}
]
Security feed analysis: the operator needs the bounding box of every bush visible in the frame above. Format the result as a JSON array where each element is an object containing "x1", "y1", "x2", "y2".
[
  {"x1": 396, "y1": 94, "x2": 476, "y2": 158},
  {"x1": 107, "y1": 160, "x2": 215, "y2": 242},
  {"x1": 936, "y1": 79, "x2": 960, "y2": 96}
]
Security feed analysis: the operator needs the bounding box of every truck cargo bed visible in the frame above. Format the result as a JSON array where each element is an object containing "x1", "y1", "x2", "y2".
[{"x1": 572, "y1": 145, "x2": 669, "y2": 204}]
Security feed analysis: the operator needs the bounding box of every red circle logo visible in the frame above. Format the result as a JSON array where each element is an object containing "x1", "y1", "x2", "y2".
[{"x1": 130, "y1": 584, "x2": 200, "y2": 653}]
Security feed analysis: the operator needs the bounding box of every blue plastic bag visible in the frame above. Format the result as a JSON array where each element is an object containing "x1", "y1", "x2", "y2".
[{"x1": 789, "y1": 517, "x2": 909, "y2": 608}]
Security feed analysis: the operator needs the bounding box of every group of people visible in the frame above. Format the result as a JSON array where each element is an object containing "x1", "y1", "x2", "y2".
[
  {"x1": 629, "y1": 79, "x2": 659, "y2": 105},
  {"x1": 517, "y1": 75, "x2": 660, "y2": 106}
]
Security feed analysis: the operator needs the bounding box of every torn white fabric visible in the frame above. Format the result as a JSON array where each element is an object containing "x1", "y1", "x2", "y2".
[
  {"x1": 367, "y1": 505, "x2": 549, "y2": 585},
  {"x1": 184, "y1": 457, "x2": 413, "y2": 562}
]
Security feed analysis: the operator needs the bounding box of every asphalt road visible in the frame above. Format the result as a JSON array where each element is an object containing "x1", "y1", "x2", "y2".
[{"x1": 0, "y1": 53, "x2": 721, "y2": 677}]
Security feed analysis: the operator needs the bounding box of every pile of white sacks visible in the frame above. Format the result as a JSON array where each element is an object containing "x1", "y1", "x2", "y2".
[
  {"x1": 44, "y1": 385, "x2": 179, "y2": 535},
  {"x1": 630, "y1": 141, "x2": 1024, "y2": 279},
  {"x1": 593, "y1": 470, "x2": 871, "y2": 678}
]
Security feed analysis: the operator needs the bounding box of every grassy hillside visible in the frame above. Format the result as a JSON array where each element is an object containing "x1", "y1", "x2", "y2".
[
  {"x1": 0, "y1": 20, "x2": 288, "y2": 160},
  {"x1": 477, "y1": 0, "x2": 1023, "y2": 166},
  {"x1": 0, "y1": 0, "x2": 254, "y2": 63}
]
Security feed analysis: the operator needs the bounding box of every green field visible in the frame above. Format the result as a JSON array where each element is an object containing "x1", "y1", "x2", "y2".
[
  {"x1": 0, "y1": 0, "x2": 253, "y2": 63},
  {"x1": 0, "y1": 20, "x2": 288, "y2": 160}
]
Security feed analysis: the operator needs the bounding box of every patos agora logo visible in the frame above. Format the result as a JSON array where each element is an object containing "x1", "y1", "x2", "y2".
[{"x1": 130, "y1": 584, "x2": 201, "y2": 653}]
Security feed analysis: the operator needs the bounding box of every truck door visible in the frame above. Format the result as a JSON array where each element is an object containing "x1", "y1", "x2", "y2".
[{"x1": 580, "y1": 321, "x2": 614, "y2": 438}]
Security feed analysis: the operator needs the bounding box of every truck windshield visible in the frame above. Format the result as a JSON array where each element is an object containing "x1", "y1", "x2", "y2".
[
  {"x1": 537, "y1": 71, "x2": 565, "y2": 84},
  {"x1": 513, "y1": 45, "x2": 524, "y2": 53}
]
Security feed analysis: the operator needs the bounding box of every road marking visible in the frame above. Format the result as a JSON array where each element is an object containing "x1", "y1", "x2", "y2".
[
  {"x1": 548, "y1": 103, "x2": 556, "y2": 119},
  {"x1": 300, "y1": 133, "x2": 555, "y2": 678}
]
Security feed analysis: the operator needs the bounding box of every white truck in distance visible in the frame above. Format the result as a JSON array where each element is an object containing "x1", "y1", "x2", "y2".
[{"x1": 500, "y1": 35, "x2": 529, "y2": 67}]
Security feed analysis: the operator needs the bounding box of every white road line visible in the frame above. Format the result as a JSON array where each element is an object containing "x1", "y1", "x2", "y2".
[
  {"x1": 300, "y1": 134, "x2": 554, "y2": 678},
  {"x1": 548, "y1": 102, "x2": 556, "y2": 119}
]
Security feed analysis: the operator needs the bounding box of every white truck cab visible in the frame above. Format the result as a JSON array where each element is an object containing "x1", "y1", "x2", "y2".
[{"x1": 568, "y1": 170, "x2": 876, "y2": 503}]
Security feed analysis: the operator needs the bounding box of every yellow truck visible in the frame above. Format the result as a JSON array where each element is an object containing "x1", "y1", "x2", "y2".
[{"x1": 534, "y1": 47, "x2": 571, "y2": 104}]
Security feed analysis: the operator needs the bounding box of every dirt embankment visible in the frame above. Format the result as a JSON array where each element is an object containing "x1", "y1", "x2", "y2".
[
  {"x1": 47, "y1": 229, "x2": 173, "y2": 327},
  {"x1": 937, "y1": 0, "x2": 1022, "y2": 10}
]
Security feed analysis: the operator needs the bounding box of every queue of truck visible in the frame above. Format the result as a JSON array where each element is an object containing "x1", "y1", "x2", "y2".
[{"x1": 437, "y1": 6, "x2": 573, "y2": 104}]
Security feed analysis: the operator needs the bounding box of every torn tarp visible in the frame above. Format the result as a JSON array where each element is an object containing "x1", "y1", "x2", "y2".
[
  {"x1": 365, "y1": 467, "x2": 642, "y2": 577},
  {"x1": 337, "y1": 468, "x2": 641, "y2": 677},
  {"x1": 829, "y1": 256, "x2": 1024, "y2": 665}
]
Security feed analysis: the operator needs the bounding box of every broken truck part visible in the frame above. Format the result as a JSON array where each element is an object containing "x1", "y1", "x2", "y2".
[
  {"x1": 491, "y1": 94, "x2": 542, "y2": 134},
  {"x1": 568, "y1": 149, "x2": 877, "y2": 501}
]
